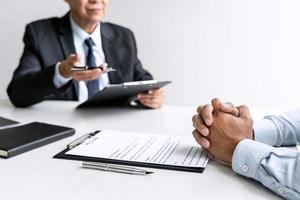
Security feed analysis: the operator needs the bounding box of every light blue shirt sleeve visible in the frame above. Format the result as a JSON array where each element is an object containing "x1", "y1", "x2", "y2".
[
  {"x1": 253, "y1": 109, "x2": 300, "y2": 147},
  {"x1": 232, "y1": 109, "x2": 300, "y2": 200},
  {"x1": 53, "y1": 62, "x2": 72, "y2": 88}
]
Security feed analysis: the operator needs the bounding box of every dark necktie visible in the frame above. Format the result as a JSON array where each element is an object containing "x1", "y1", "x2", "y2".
[{"x1": 84, "y1": 37, "x2": 99, "y2": 98}]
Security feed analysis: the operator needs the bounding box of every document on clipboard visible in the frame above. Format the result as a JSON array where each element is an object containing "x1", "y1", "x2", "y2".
[
  {"x1": 54, "y1": 130, "x2": 209, "y2": 173},
  {"x1": 77, "y1": 80, "x2": 171, "y2": 108}
]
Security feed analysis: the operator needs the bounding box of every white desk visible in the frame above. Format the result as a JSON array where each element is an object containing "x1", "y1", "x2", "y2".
[{"x1": 0, "y1": 99, "x2": 281, "y2": 200}]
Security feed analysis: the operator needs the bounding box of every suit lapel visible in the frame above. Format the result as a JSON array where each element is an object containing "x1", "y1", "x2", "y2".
[
  {"x1": 57, "y1": 13, "x2": 79, "y2": 99},
  {"x1": 101, "y1": 23, "x2": 122, "y2": 84},
  {"x1": 57, "y1": 13, "x2": 76, "y2": 59}
]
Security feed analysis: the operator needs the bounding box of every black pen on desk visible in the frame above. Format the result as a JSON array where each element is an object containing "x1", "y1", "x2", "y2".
[{"x1": 82, "y1": 161, "x2": 154, "y2": 175}]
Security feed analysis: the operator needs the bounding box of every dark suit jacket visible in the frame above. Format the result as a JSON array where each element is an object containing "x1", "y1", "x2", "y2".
[{"x1": 7, "y1": 13, "x2": 153, "y2": 107}]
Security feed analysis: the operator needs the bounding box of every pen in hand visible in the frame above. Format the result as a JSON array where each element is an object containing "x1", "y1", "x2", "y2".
[
  {"x1": 71, "y1": 64, "x2": 117, "y2": 73},
  {"x1": 82, "y1": 161, "x2": 154, "y2": 175}
]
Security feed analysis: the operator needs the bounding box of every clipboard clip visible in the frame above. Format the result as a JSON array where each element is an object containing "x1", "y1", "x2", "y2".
[
  {"x1": 122, "y1": 80, "x2": 158, "y2": 86},
  {"x1": 67, "y1": 130, "x2": 100, "y2": 149}
]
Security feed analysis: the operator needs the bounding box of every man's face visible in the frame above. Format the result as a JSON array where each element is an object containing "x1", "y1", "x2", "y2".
[{"x1": 65, "y1": 0, "x2": 109, "y2": 24}]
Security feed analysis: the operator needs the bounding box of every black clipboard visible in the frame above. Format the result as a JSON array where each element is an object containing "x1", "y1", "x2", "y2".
[
  {"x1": 53, "y1": 131, "x2": 206, "y2": 173},
  {"x1": 77, "y1": 80, "x2": 171, "y2": 108}
]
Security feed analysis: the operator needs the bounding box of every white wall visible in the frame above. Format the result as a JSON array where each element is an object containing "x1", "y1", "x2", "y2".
[{"x1": 1, "y1": 0, "x2": 300, "y2": 110}]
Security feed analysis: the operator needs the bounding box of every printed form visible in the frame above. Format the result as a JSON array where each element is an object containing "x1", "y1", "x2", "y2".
[{"x1": 67, "y1": 130, "x2": 209, "y2": 168}]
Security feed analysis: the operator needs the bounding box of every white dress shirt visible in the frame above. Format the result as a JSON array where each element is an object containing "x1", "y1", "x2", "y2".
[
  {"x1": 53, "y1": 16, "x2": 110, "y2": 102},
  {"x1": 232, "y1": 109, "x2": 300, "y2": 199}
]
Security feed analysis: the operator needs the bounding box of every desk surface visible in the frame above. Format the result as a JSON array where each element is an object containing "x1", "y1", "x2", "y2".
[{"x1": 0, "y1": 100, "x2": 281, "y2": 200}]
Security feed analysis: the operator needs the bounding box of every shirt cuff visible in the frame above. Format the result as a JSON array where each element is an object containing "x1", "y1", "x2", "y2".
[
  {"x1": 253, "y1": 119, "x2": 278, "y2": 146},
  {"x1": 232, "y1": 139, "x2": 274, "y2": 180},
  {"x1": 53, "y1": 62, "x2": 72, "y2": 89}
]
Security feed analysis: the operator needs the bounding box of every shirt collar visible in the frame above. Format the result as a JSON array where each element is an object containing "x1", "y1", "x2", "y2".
[{"x1": 70, "y1": 15, "x2": 102, "y2": 48}]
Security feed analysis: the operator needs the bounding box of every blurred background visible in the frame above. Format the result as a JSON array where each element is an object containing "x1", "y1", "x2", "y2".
[{"x1": 1, "y1": 0, "x2": 300, "y2": 110}]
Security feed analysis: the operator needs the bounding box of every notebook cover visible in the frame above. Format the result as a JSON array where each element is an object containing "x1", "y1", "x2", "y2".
[{"x1": 0, "y1": 122, "x2": 75, "y2": 158}]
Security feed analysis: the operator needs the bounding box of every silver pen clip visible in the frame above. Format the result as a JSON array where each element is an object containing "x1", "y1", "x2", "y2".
[{"x1": 67, "y1": 130, "x2": 100, "y2": 149}]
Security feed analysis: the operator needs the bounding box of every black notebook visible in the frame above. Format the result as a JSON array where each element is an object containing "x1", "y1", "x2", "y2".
[
  {"x1": 0, "y1": 122, "x2": 75, "y2": 158},
  {"x1": 0, "y1": 116, "x2": 19, "y2": 128}
]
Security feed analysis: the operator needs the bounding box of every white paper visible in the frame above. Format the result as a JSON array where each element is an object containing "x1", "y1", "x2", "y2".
[{"x1": 67, "y1": 130, "x2": 209, "y2": 168}]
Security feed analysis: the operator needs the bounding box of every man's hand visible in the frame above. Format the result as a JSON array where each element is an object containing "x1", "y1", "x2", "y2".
[
  {"x1": 59, "y1": 54, "x2": 106, "y2": 81},
  {"x1": 192, "y1": 98, "x2": 239, "y2": 149},
  {"x1": 137, "y1": 88, "x2": 165, "y2": 109},
  {"x1": 192, "y1": 99, "x2": 254, "y2": 164}
]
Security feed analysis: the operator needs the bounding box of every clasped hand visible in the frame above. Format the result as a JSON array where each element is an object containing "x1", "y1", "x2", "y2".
[{"x1": 192, "y1": 98, "x2": 254, "y2": 164}]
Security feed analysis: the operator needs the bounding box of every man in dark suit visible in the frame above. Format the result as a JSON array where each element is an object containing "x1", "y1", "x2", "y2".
[{"x1": 7, "y1": 0, "x2": 165, "y2": 108}]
